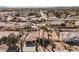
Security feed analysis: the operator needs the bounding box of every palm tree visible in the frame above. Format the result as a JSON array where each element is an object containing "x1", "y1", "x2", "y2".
[
  {"x1": 20, "y1": 31, "x2": 29, "y2": 52},
  {"x1": 27, "y1": 26, "x2": 31, "y2": 35},
  {"x1": 47, "y1": 31, "x2": 52, "y2": 41},
  {"x1": 40, "y1": 26, "x2": 48, "y2": 38},
  {"x1": 20, "y1": 40, "x2": 23, "y2": 52},
  {"x1": 39, "y1": 26, "x2": 47, "y2": 45},
  {"x1": 51, "y1": 41, "x2": 56, "y2": 52},
  {"x1": 39, "y1": 25, "x2": 53, "y2": 47}
]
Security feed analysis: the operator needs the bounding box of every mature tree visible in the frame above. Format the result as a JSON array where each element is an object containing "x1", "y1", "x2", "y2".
[
  {"x1": 6, "y1": 33, "x2": 20, "y2": 52},
  {"x1": 0, "y1": 36, "x2": 7, "y2": 44}
]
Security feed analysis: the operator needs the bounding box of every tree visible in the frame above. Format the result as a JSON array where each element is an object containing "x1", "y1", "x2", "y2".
[
  {"x1": 0, "y1": 36, "x2": 7, "y2": 44},
  {"x1": 39, "y1": 26, "x2": 48, "y2": 38},
  {"x1": 6, "y1": 33, "x2": 20, "y2": 52},
  {"x1": 7, "y1": 33, "x2": 19, "y2": 45},
  {"x1": 7, "y1": 44, "x2": 20, "y2": 52},
  {"x1": 20, "y1": 40, "x2": 23, "y2": 52},
  {"x1": 50, "y1": 41, "x2": 56, "y2": 52},
  {"x1": 26, "y1": 26, "x2": 31, "y2": 35},
  {"x1": 20, "y1": 32, "x2": 29, "y2": 52}
]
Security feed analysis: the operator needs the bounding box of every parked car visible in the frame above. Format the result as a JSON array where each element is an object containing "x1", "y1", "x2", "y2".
[{"x1": 64, "y1": 37, "x2": 79, "y2": 46}]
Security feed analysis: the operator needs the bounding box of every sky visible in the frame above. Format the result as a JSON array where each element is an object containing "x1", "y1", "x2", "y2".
[{"x1": 0, "y1": 0, "x2": 79, "y2": 7}]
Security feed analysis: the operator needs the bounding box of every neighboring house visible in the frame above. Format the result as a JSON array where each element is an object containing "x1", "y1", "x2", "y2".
[{"x1": 6, "y1": 16, "x2": 14, "y2": 21}]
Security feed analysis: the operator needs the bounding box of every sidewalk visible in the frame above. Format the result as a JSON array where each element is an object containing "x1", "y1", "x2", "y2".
[{"x1": 23, "y1": 46, "x2": 36, "y2": 52}]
